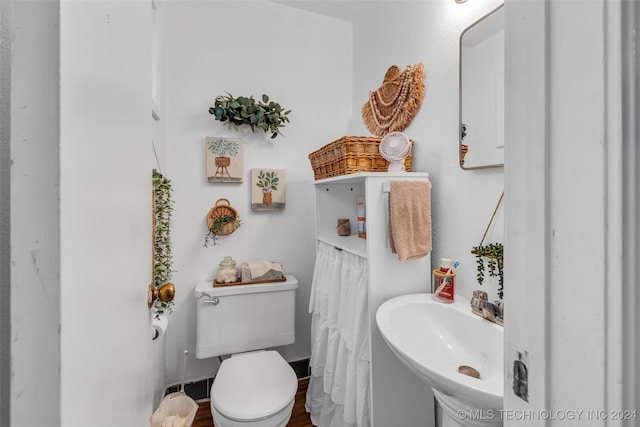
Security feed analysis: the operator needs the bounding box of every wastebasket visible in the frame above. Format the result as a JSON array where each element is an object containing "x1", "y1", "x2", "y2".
[{"x1": 150, "y1": 350, "x2": 198, "y2": 427}]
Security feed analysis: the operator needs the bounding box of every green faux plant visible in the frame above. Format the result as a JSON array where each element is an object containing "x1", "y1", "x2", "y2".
[
  {"x1": 472, "y1": 242, "x2": 504, "y2": 299},
  {"x1": 152, "y1": 169, "x2": 174, "y2": 318},
  {"x1": 208, "y1": 93, "x2": 291, "y2": 139},
  {"x1": 203, "y1": 214, "x2": 241, "y2": 248}
]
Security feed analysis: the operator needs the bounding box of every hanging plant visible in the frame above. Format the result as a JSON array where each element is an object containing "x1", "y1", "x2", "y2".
[
  {"x1": 208, "y1": 93, "x2": 291, "y2": 139},
  {"x1": 152, "y1": 169, "x2": 174, "y2": 318},
  {"x1": 472, "y1": 242, "x2": 504, "y2": 299},
  {"x1": 203, "y1": 199, "x2": 241, "y2": 247},
  {"x1": 203, "y1": 214, "x2": 241, "y2": 247},
  {"x1": 471, "y1": 192, "x2": 504, "y2": 299}
]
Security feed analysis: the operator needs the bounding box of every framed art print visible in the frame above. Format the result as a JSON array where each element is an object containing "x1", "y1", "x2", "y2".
[
  {"x1": 251, "y1": 168, "x2": 285, "y2": 211},
  {"x1": 206, "y1": 137, "x2": 244, "y2": 183}
]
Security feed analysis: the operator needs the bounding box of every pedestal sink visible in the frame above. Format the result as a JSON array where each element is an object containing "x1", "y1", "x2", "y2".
[{"x1": 376, "y1": 294, "x2": 503, "y2": 427}]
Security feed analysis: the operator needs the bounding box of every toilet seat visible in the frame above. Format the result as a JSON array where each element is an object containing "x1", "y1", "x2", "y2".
[{"x1": 211, "y1": 350, "x2": 297, "y2": 422}]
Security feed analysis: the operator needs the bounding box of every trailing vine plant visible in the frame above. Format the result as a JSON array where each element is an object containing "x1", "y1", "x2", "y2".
[
  {"x1": 472, "y1": 242, "x2": 504, "y2": 299},
  {"x1": 152, "y1": 169, "x2": 174, "y2": 318},
  {"x1": 203, "y1": 214, "x2": 241, "y2": 248}
]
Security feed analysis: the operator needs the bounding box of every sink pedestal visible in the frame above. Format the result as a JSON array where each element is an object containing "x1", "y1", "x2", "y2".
[{"x1": 433, "y1": 388, "x2": 502, "y2": 427}]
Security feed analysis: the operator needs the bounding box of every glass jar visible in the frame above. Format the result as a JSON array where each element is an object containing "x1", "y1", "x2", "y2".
[
  {"x1": 337, "y1": 218, "x2": 351, "y2": 236},
  {"x1": 216, "y1": 256, "x2": 238, "y2": 283}
]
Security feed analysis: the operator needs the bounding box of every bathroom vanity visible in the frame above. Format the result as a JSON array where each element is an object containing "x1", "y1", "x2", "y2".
[{"x1": 313, "y1": 172, "x2": 434, "y2": 426}]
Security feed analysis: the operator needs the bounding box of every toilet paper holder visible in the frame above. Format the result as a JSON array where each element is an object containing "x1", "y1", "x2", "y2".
[{"x1": 148, "y1": 282, "x2": 175, "y2": 308}]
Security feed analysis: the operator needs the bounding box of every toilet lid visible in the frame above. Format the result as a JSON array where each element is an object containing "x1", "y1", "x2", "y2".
[{"x1": 211, "y1": 351, "x2": 297, "y2": 421}]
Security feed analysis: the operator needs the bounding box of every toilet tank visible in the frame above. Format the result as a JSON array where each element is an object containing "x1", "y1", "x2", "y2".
[{"x1": 193, "y1": 275, "x2": 298, "y2": 359}]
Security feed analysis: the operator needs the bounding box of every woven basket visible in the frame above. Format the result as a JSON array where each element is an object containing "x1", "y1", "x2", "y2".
[
  {"x1": 207, "y1": 199, "x2": 240, "y2": 236},
  {"x1": 308, "y1": 136, "x2": 413, "y2": 180}
]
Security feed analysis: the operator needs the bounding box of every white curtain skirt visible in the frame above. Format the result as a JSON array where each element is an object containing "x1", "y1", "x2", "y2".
[{"x1": 305, "y1": 242, "x2": 371, "y2": 427}]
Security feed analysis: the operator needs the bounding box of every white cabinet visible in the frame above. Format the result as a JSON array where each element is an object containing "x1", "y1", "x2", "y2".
[{"x1": 313, "y1": 172, "x2": 435, "y2": 427}]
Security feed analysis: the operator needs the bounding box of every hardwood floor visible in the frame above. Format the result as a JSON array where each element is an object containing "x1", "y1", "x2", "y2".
[{"x1": 192, "y1": 377, "x2": 313, "y2": 427}]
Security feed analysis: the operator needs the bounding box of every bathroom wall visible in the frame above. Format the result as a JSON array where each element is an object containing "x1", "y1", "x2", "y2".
[
  {"x1": 347, "y1": 3, "x2": 504, "y2": 423},
  {"x1": 347, "y1": 0, "x2": 505, "y2": 301},
  {"x1": 160, "y1": 1, "x2": 353, "y2": 385}
]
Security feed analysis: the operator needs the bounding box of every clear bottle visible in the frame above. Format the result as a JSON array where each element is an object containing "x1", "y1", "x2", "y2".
[{"x1": 433, "y1": 258, "x2": 455, "y2": 303}]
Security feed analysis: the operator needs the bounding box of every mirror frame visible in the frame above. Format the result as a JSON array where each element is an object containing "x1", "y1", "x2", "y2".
[{"x1": 459, "y1": 4, "x2": 505, "y2": 170}]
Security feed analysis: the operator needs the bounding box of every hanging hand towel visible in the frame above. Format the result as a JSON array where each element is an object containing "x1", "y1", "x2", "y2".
[{"x1": 388, "y1": 180, "x2": 432, "y2": 261}]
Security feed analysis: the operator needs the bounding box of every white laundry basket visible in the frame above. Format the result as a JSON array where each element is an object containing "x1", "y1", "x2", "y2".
[{"x1": 151, "y1": 350, "x2": 198, "y2": 427}]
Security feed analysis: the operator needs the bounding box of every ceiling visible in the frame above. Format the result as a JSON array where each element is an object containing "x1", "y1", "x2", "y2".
[{"x1": 270, "y1": 0, "x2": 363, "y2": 22}]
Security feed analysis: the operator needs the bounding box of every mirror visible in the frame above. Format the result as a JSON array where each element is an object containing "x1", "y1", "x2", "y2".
[{"x1": 459, "y1": 5, "x2": 505, "y2": 170}]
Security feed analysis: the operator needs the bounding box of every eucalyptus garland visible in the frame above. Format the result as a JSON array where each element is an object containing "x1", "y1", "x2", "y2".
[{"x1": 152, "y1": 169, "x2": 174, "y2": 317}]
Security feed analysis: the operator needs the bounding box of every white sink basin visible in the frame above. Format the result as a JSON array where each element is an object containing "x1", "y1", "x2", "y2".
[{"x1": 376, "y1": 293, "x2": 503, "y2": 411}]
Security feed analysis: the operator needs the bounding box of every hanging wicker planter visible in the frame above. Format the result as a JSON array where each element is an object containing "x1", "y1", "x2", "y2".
[
  {"x1": 207, "y1": 199, "x2": 240, "y2": 235},
  {"x1": 204, "y1": 199, "x2": 240, "y2": 247}
]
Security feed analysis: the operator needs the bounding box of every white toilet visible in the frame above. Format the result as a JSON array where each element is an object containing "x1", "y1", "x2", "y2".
[{"x1": 194, "y1": 276, "x2": 299, "y2": 427}]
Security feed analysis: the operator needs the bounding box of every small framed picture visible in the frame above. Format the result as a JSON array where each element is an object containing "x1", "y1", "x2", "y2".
[
  {"x1": 206, "y1": 137, "x2": 244, "y2": 183},
  {"x1": 251, "y1": 169, "x2": 286, "y2": 211}
]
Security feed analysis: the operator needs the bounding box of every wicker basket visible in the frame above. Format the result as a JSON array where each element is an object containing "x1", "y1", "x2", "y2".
[
  {"x1": 308, "y1": 136, "x2": 413, "y2": 180},
  {"x1": 207, "y1": 199, "x2": 240, "y2": 236}
]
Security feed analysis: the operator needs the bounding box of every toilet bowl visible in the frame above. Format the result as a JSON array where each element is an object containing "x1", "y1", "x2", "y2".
[{"x1": 210, "y1": 350, "x2": 298, "y2": 427}]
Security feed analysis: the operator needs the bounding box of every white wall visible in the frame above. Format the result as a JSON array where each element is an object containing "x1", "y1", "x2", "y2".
[
  {"x1": 161, "y1": 0, "x2": 353, "y2": 384},
  {"x1": 348, "y1": 0, "x2": 505, "y2": 301}
]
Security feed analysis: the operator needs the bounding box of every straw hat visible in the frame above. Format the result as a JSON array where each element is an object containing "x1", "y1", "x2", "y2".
[{"x1": 361, "y1": 63, "x2": 426, "y2": 137}]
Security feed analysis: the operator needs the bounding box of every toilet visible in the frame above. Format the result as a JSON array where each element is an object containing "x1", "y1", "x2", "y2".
[{"x1": 194, "y1": 276, "x2": 299, "y2": 427}]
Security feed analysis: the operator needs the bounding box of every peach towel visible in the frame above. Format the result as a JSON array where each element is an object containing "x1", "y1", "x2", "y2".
[{"x1": 389, "y1": 180, "x2": 432, "y2": 261}]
